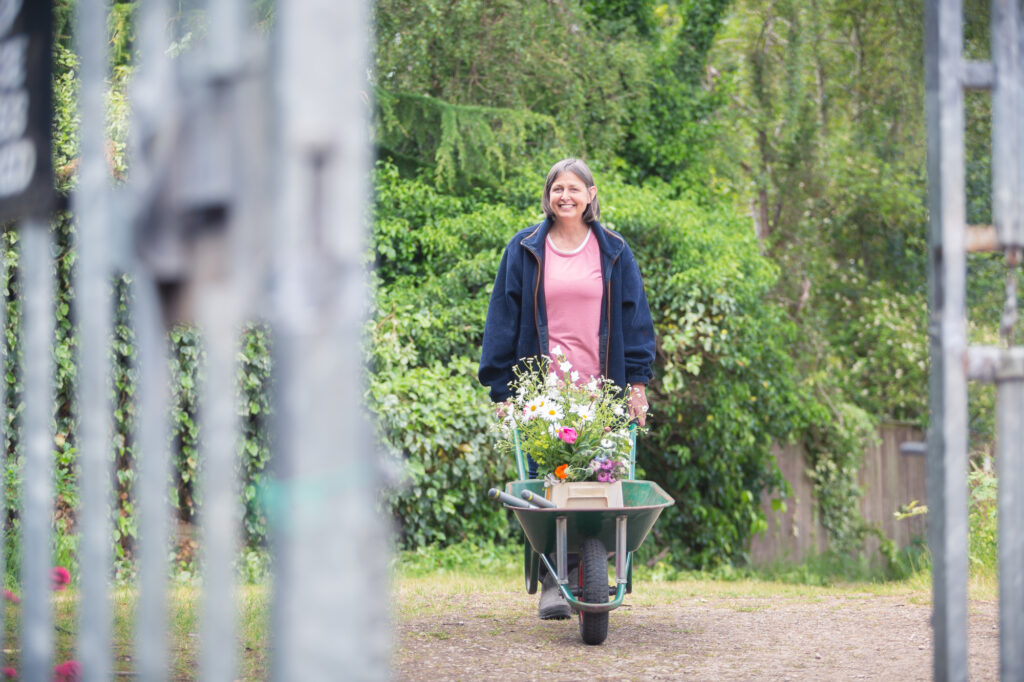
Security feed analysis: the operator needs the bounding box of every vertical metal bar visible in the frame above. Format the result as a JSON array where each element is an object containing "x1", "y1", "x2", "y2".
[
  {"x1": 197, "y1": 295, "x2": 240, "y2": 682},
  {"x1": 615, "y1": 516, "x2": 628, "y2": 584},
  {"x1": 19, "y1": 218, "x2": 55, "y2": 682},
  {"x1": 195, "y1": 1, "x2": 247, "y2": 680},
  {"x1": 997, "y1": 366, "x2": 1024, "y2": 681},
  {"x1": 73, "y1": 0, "x2": 113, "y2": 679},
  {"x1": 555, "y1": 517, "x2": 568, "y2": 584},
  {"x1": 991, "y1": 0, "x2": 1021, "y2": 247},
  {"x1": 268, "y1": 0, "x2": 389, "y2": 679},
  {"x1": 925, "y1": 0, "x2": 970, "y2": 679},
  {"x1": 130, "y1": 1, "x2": 175, "y2": 677},
  {"x1": 132, "y1": 274, "x2": 171, "y2": 682}
]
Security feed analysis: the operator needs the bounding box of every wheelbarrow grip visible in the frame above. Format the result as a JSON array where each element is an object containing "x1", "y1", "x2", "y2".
[
  {"x1": 521, "y1": 490, "x2": 557, "y2": 508},
  {"x1": 487, "y1": 488, "x2": 535, "y2": 509}
]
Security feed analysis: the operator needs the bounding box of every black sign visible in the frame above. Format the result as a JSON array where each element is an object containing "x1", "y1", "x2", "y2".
[{"x1": 0, "y1": 0, "x2": 52, "y2": 222}]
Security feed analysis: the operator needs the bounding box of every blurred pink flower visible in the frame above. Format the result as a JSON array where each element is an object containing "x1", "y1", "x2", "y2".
[
  {"x1": 2, "y1": 589, "x2": 19, "y2": 605},
  {"x1": 52, "y1": 660, "x2": 80, "y2": 681},
  {"x1": 2, "y1": 666, "x2": 15, "y2": 678},
  {"x1": 50, "y1": 567, "x2": 70, "y2": 591},
  {"x1": 557, "y1": 427, "x2": 578, "y2": 444}
]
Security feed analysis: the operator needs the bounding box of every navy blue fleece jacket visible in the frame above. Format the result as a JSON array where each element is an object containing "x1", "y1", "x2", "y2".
[{"x1": 478, "y1": 218, "x2": 656, "y2": 402}]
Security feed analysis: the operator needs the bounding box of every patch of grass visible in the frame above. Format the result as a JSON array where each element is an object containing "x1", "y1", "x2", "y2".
[
  {"x1": 2, "y1": 582, "x2": 270, "y2": 680},
  {"x1": 395, "y1": 539, "x2": 520, "y2": 578}
]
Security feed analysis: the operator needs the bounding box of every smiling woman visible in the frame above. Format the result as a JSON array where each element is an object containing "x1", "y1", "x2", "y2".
[{"x1": 477, "y1": 157, "x2": 656, "y2": 620}]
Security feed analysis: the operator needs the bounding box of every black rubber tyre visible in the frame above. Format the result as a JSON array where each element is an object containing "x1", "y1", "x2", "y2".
[{"x1": 578, "y1": 537, "x2": 609, "y2": 645}]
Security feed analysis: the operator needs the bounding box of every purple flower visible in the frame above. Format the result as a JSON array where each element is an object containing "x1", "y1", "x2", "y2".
[
  {"x1": 596, "y1": 471, "x2": 612, "y2": 483},
  {"x1": 600, "y1": 459, "x2": 615, "y2": 472}
]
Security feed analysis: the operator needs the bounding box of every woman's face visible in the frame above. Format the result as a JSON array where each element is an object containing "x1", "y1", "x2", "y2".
[{"x1": 548, "y1": 172, "x2": 596, "y2": 224}]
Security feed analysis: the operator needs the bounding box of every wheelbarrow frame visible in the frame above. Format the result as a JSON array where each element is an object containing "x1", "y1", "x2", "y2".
[{"x1": 502, "y1": 426, "x2": 675, "y2": 615}]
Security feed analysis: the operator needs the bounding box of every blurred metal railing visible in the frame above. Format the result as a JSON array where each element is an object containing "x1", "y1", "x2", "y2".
[
  {"x1": 926, "y1": 1, "x2": 1023, "y2": 680},
  {"x1": 3, "y1": 0, "x2": 389, "y2": 680}
]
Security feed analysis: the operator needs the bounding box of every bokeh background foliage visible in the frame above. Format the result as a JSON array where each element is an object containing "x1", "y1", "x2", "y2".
[{"x1": 2, "y1": 0, "x2": 1005, "y2": 580}]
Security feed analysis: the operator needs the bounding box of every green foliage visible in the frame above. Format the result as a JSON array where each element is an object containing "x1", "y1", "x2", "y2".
[
  {"x1": 369, "y1": 166, "x2": 809, "y2": 567},
  {"x1": 169, "y1": 325, "x2": 203, "y2": 523},
  {"x1": 111, "y1": 274, "x2": 137, "y2": 575},
  {"x1": 376, "y1": 90, "x2": 561, "y2": 190},
  {"x1": 369, "y1": 348, "x2": 515, "y2": 548},
  {"x1": 822, "y1": 267, "x2": 928, "y2": 422},
  {"x1": 373, "y1": 0, "x2": 651, "y2": 185},
  {"x1": 601, "y1": 184, "x2": 808, "y2": 566},
  {"x1": 494, "y1": 353, "x2": 635, "y2": 482},
  {"x1": 803, "y1": 401, "x2": 879, "y2": 556},
  {"x1": 237, "y1": 323, "x2": 273, "y2": 547},
  {"x1": 620, "y1": 0, "x2": 733, "y2": 187},
  {"x1": 967, "y1": 456, "x2": 997, "y2": 577}
]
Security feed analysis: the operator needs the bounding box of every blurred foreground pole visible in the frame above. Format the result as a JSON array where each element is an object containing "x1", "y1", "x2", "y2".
[
  {"x1": 927, "y1": 0, "x2": 1024, "y2": 680},
  {"x1": 268, "y1": 0, "x2": 391, "y2": 679},
  {"x1": 924, "y1": 0, "x2": 969, "y2": 680},
  {"x1": 73, "y1": 0, "x2": 113, "y2": 679}
]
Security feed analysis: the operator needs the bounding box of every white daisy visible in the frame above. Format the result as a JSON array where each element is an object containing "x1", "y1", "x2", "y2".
[
  {"x1": 541, "y1": 402, "x2": 564, "y2": 422},
  {"x1": 523, "y1": 397, "x2": 543, "y2": 421},
  {"x1": 571, "y1": 403, "x2": 595, "y2": 421}
]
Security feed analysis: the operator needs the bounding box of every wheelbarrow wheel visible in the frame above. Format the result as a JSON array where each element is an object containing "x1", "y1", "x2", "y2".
[{"x1": 578, "y1": 537, "x2": 609, "y2": 645}]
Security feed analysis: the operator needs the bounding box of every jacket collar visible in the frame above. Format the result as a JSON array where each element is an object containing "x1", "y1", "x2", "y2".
[{"x1": 520, "y1": 217, "x2": 625, "y2": 261}]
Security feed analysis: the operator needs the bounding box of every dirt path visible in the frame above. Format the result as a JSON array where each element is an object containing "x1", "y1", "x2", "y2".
[{"x1": 394, "y1": 577, "x2": 999, "y2": 681}]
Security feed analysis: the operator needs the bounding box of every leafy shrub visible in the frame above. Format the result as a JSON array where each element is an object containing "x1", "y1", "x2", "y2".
[
  {"x1": 967, "y1": 455, "x2": 997, "y2": 577},
  {"x1": 368, "y1": 333, "x2": 515, "y2": 547},
  {"x1": 369, "y1": 167, "x2": 811, "y2": 567}
]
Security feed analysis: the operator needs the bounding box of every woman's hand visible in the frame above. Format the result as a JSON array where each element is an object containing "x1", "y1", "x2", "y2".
[
  {"x1": 496, "y1": 399, "x2": 513, "y2": 419},
  {"x1": 628, "y1": 383, "x2": 648, "y2": 426}
]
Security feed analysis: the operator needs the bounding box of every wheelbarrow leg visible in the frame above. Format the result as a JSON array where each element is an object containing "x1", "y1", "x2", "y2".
[
  {"x1": 555, "y1": 516, "x2": 568, "y2": 585},
  {"x1": 615, "y1": 515, "x2": 628, "y2": 587}
]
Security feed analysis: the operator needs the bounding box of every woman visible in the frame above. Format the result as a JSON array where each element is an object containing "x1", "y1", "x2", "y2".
[{"x1": 478, "y1": 158, "x2": 656, "y2": 619}]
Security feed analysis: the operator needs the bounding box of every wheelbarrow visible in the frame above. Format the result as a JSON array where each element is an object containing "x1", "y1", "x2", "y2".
[{"x1": 490, "y1": 427, "x2": 674, "y2": 645}]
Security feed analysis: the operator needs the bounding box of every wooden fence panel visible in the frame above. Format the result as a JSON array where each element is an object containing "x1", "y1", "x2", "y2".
[{"x1": 750, "y1": 423, "x2": 927, "y2": 564}]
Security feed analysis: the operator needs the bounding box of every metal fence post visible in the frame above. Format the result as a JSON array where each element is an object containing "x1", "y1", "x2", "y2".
[
  {"x1": 267, "y1": 0, "x2": 391, "y2": 679},
  {"x1": 19, "y1": 218, "x2": 56, "y2": 682},
  {"x1": 925, "y1": 0, "x2": 969, "y2": 680},
  {"x1": 72, "y1": 0, "x2": 114, "y2": 679}
]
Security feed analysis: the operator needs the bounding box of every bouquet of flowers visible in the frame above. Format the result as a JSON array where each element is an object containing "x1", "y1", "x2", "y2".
[{"x1": 493, "y1": 347, "x2": 635, "y2": 485}]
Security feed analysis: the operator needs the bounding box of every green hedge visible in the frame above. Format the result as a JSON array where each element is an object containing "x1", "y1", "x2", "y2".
[{"x1": 370, "y1": 162, "x2": 811, "y2": 566}]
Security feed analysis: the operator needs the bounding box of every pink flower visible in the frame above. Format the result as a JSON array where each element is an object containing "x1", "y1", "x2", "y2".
[
  {"x1": 2, "y1": 666, "x2": 15, "y2": 678},
  {"x1": 596, "y1": 471, "x2": 613, "y2": 483},
  {"x1": 2, "y1": 589, "x2": 20, "y2": 605},
  {"x1": 557, "y1": 427, "x2": 578, "y2": 444},
  {"x1": 51, "y1": 566, "x2": 70, "y2": 591},
  {"x1": 53, "y1": 660, "x2": 80, "y2": 681}
]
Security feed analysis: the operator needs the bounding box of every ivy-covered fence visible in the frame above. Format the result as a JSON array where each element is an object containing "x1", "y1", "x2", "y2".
[{"x1": 0, "y1": 224, "x2": 274, "y2": 579}]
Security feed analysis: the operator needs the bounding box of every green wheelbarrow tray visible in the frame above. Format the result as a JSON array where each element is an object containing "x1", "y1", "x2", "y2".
[{"x1": 503, "y1": 479, "x2": 674, "y2": 614}]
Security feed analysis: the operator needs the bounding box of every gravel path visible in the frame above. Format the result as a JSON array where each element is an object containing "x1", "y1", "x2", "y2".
[{"x1": 394, "y1": 577, "x2": 999, "y2": 681}]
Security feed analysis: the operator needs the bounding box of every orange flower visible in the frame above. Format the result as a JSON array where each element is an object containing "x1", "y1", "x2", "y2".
[{"x1": 555, "y1": 464, "x2": 570, "y2": 480}]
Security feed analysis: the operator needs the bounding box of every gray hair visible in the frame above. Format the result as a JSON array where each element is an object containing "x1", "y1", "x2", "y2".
[{"x1": 541, "y1": 158, "x2": 600, "y2": 223}]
